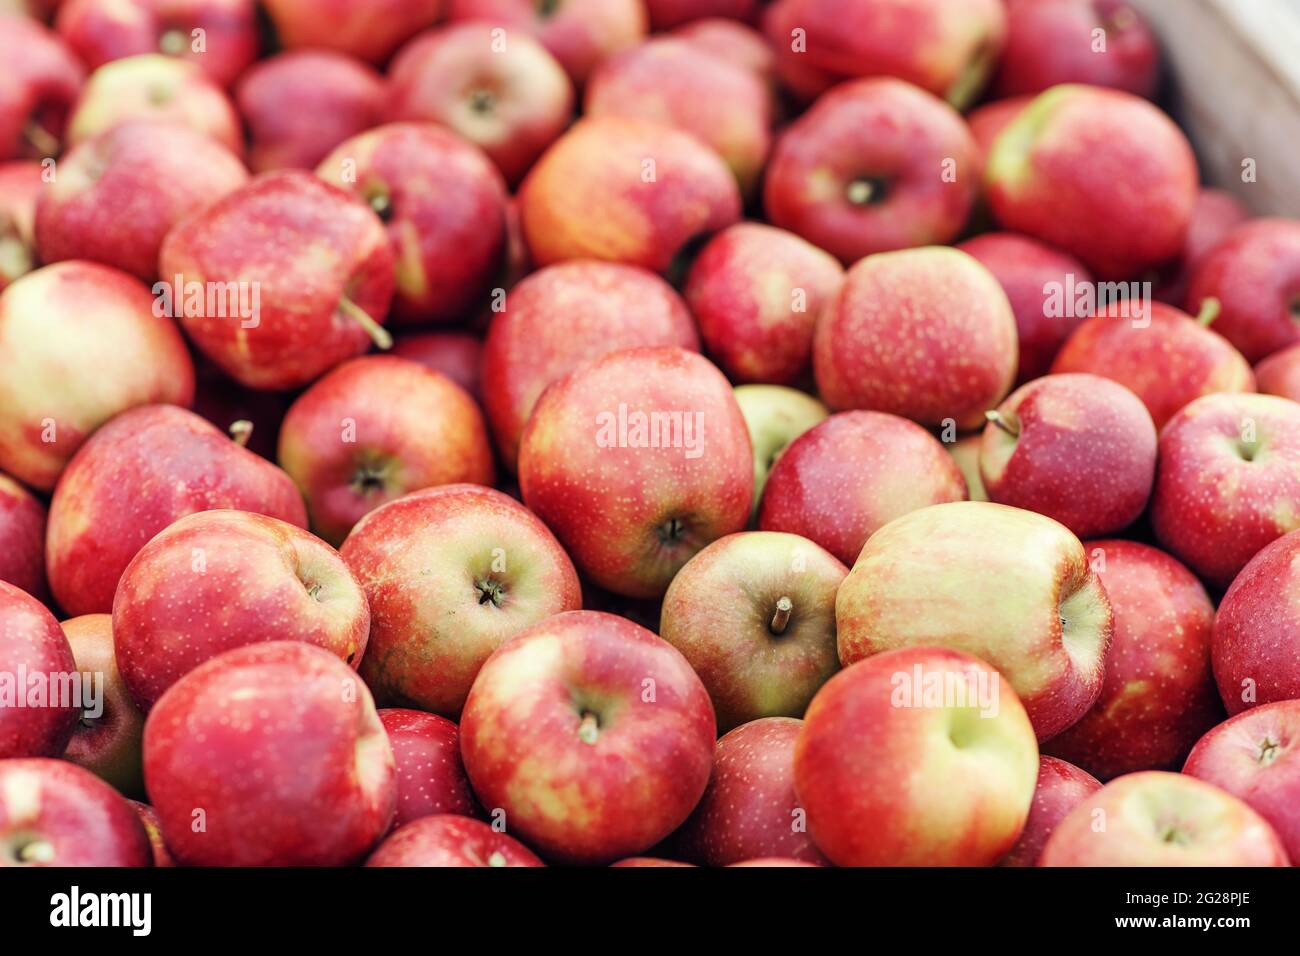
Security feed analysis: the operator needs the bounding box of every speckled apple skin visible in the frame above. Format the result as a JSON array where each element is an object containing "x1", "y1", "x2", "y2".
[
  {"x1": 0, "y1": 16, "x2": 85, "y2": 161},
  {"x1": 379, "y1": 709, "x2": 481, "y2": 828},
  {"x1": 0, "y1": 582, "x2": 77, "y2": 759},
  {"x1": 61, "y1": 614, "x2": 145, "y2": 795},
  {"x1": 519, "y1": 347, "x2": 753, "y2": 598},
  {"x1": 1257, "y1": 342, "x2": 1300, "y2": 402},
  {"x1": 143, "y1": 641, "x2": 397, "y2": 867},
  {"x1": 278, "y1": 355, "x2": 495, "y2": 545},
  {"x1": 159, "y1": 170, "x2": 396, "y2": 391},
  {"x1": 1150, "y1": 393, "x2": 1300, "y2": 589},
  {"x1": 1184, "y1": 700, "x2": 1300, "y2": 864},
  {"x1": 460, "y1": 611, "x2": 716, "y2": 865},
  {"x1": 985, "y1": 85, "x2": 1197, "y2": 279},
  {"x1": 1051, "y1": 301, "x2": 1255, "y2": 430},
  {"x1": 676, "y1": 717, "x2": 829, "y2": 866},
  {"x1": 482, "y1": 261, "x2": 698, "y2": 470},
  {"x1": 794, "y1": 646, "x2": 1039, "y2": 867},
  {"x1": 366, "y1": 814, "x2": 544, "y2": 867},
  {"x1": 342, "y1": 484, "x2": 582, "y2": 718},
  {"x1": 759, "y1": 411, "x2": 967, "y2": 567},
  {"x1": 1000, "y1": 756, "x2": 1100, "y2": 867},
  {"x1": 113, "y1": 510, "x2": 369, "y2": 712},
  {"x1": 1186, "y1": 219, "x2": 1300, "y2": 363},
  {"x1": 1152, "y1": 188, "x2": 1249, "y2": 306},
  {"x1": 0, "y1": 471, "x2": 47, "y2": 601},
  {"x1": 46, "y1": 405, "x2": 306, "y2": 616},
  {"x1": 517, "y1": 116, "x2": 742, "y2": 273},
  {"x1": 0, "y1": 261, "x2": 195, "y2": 492},
  {"x1": 813, "y1": 247, "x2": 1017, "y2": 431},
  {"x1": 0, "y1": 758, "x2": 152, "y2": 867},
  {"x1": 1044, "y1": 540, "x2": 1221, "y2": 779}
]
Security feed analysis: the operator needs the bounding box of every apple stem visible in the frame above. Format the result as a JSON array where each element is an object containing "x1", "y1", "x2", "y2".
[
  {"x1": 338, "y1": 295, "x2": 393, "y2": 351},
  {"x1": 1196, "y1": 297, "x2": 1221, "y2": 327},
  {"x1": 985, "y1": 409, "x2": 1020, "y2": 438},
  {"x1": 770, "y1": 596, "x2": 793, "y2": 635},
  {"x1": 228, "y1": 420, "x2": 254, "y2": 447},
  {"x1": 23, "y1": 121, "x2": 59, "y2": 159},
  {"x1": 577, "y1": 712, "x2": 599, "y2": 745}
]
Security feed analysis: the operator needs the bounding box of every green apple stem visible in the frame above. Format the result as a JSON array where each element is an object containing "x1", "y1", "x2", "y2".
[
  {"x1": 770, "y1": 596, "x2": 793, "y2": 635},
  {"x1": 577, "y1": 712, "x2": 599, "y2": 745},
  {"x1": 985, "y1": 409, "x2": 1021, "y2": 439},
  {"x1": 1196, "y1": 297, "x2": 1222, "y2": 327},
  {"x1": 228, "y1": 420, "x2": 254, "y2": 447},
  {"x1": 338, "y1": 295, "x2": 392, "y2": 350},
  {"x1": 23, "y1": 121, "x2": 59, "y2": 159}
]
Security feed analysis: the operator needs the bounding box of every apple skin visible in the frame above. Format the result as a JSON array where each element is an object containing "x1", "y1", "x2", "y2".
[
  {"x1": 676, "y1": 717, "x2": 829, "y2": 866},
  {"x1": 660, "y1": 532, "x2": 846, "y2": 730},
  {"x1": 143, "y1": 641, "x2": 396, "y2": 866},
  {"x1": 1044, "y1": 540, "x2": 1221, "y2": 779},
  {"x1": 263, "y1": 0, "x2": 443, "y2": 65},
  {"x1": 317, "y1": 123, "x2": 507, "y2": 326},
  {"x1": 0, "y1": 15, "x2": 85, "y2": 161},
  {"x1": 647, "y1": 0, "x2": 757, "y2": 29},
  {"x1": 813, "y1": 247, "x2": 1018, "y2": 431},
  {"x1": 0, "y1": 470, "x2": 47, "y2": 600},
  {"x1": 277, "y1": 355, "x2": 495, "y2": 546},
  {"x1": 947, "y1": 433, "x2": 987, "y2": 502},
  {"x1": 1257, "y1": 342, "x2": 1300, "y2": 402},
  {"x1": 685, "y1": 223, "x2": 842, "y2": 386},
  {"x1": 672, "y1": 16, "x2": 774, "y2": 79},
  {"x1": 1150, "y1": 393, "x2": 1300, "y2": 589},
  {"x1": 0, "y1": 161, "x2": 44, "y2": 291},
  {"x1": 482, "y1": 261, "x2": 699, "y2": 471},
  {"x1": 993, "y1": 0, "x2": 1158, "y2": 99},
  {"x1": 957, "y1": 232, "x2": 1093, "y2": 384},
  {"x1": 236, "y1": 51, "x2": 384, "y2": 173},
  {"x1": 55, "y1": 0, "x2": 260, "y2": 87},
  {"x1": 837, "y1": 501, "x2": 1112, "y2": 741},
  {"x1": 1184, "y1": 700, "x2": 1300, "y2": 865},
  {"x1": 764, "y1": 78, "x2": 978, "y2": 265},
  {"x1": 379, "y1": 709, "x2": 480, "y2": 829},
  {"x1": 1186, "y1": 219, "x2": 1300, "y2": 363},
  {"x1": 794, "y1": 646, "x2": 1039, "y2": 866},
  {"x1": 611, "y1": 856, "x2": 693, "y2": 867},
  {"x1": 66, "y1": 54, "x2": 243, "y2": 154},
  {"x1": 759, "y1": 411, "x2": 967, "y2": 568},
  {"x1": 0, "y1": 260, "x2": 195, "y2": 492},
  {"x1": 159, "y1": 169, "x2": 396, "y2": 391},
  {"x1": 112, "y1": 509, "x2": 369, "y2": 712},
  {"x1": 46, "y1": 404, "x2": 308, "y2": 616},
  {"x1": 0, "y1": 581, "x2": 78, "y2": 759},
  {"x1": 1050, "y1": 300, "x2": 1256, "y2": 430},
  {"x1": 386, "y1": 23, "x2": 573, "y2": 188},
  {"x1": 980, "y1": 373, "x2": 1157, "y2": 539},
  {"x1": 519, "y1": 347, "x2": 753, "y2": 599},
  {"x1": 517, "y1": 116, "x2": 742, "y2": 273},
  {"x1": 35, "y1": 119, "x2": 248, "y2": 281},
  {"x1": 967, "y1": 95, "x2": 1032, "y2": 171},
  {"x1": 1039, "y1": 771, "x2": 1289, "y2": 866},
  {"x1": 391, "y1": 331, "x2": 482, "y2": 401},
  {"x1": 1000, "y1": 756, "x2": 1100, "y2": 867},
  {"x1": 60, "y1": 614, "x2": 145, "y2": 796},
  {"x1": 446, "y1": 0, "x2": 646, "y2": 86},
  {"x1": 341, "y1": 484, "x2": 582, "y2": 718},
  {"x1": 985, "y1": 84, "x2": 1197, "y2": 279},
  {"x1": 585, "y1": 38, "x2": 771, "y2": 195},
  {"x1": 732, "y1": 384, "x2": 828, "y2": 517},
  {"x1": 128, "y1": 799, "x2": 174, "y2": 867},
  {"x1": 460, "y1": 610, "x2": 716, "y2": 864},
  {"x1": 366, "y1": 814, "x2": 544, "y2": 867},
  {"x1": 0, "y1": 758, "x2": 152, "y2": 867},
  {"x1": 1153, "y1": 187, "x2": 1250, "y2": 306}
]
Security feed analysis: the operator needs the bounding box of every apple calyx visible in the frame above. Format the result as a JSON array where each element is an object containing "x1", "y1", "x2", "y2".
[
  {"x1": 1156, "y1": 822, "x2": 1192, "y2": 847},
  {"x1": 6, "y1": 835, "x2": 55, "y2": 865},
  {"x1": 985, "y1": 408, "x2": 1021, "y2": 439},
  {"x1": 577, "y1": 712, "x2": 600, "y2": 745},
  {"x1": 350, "y1": 460, "x2": 390, "y2": 496},
  {"x1": 1195, "y1": 297, "x2": 1222, "y2": 327},
  {"x1": 1257, "y1": 737, "x2": 1282, "y2": 766},
  {"x1": 475, "y1": 578, "x2": 507, "y2": 608},
  {"x1": 656, "y1": 516, "x2": 689, "y2": 545},
  {"x1": 487, "y1": 851, "x2": 508, "y2": 867},
  {"x1": 337, "y1": 295, "x2": 393, "y2": 350},
  {"x1": 467, "y1": 88, "x2": 498, "y2": 116},
  {"x1": 769, "y1": 596, "x2": 793, "y2": 635},
  {"x1": 228, "y1": 420, "x2": 254, "y2": 447},
  {"x1": 846, "y1": 176, "x2": 889, "y2": 207}
]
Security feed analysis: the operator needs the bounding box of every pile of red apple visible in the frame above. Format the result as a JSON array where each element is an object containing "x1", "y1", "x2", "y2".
[{"x1": 2, "y1": 0, "x2": 1300, "y2": 870}]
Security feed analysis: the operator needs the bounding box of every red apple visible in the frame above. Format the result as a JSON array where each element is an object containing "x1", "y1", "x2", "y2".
[
  {"x1": 35, "y1": 119, "x2": 248, "y2": 281},
  {"x1": 727, "y1": 857, "x2": 819, "y2": 867},
  {"x1": 143, "y1": 641, "x2": 396, "y2": 866},
  {"x1": 1257, "y1": 342, "x2": 1300, "y2": 402},
  {"x1": 0, "y1": 470, "x2": 47, "y2": 600},
  {"x1": 1044, "y1": 540, "x2": 1221, "y2": 778},
  {"x1": 0, "y1": 580, "x2": 77, "y2": 759},
  {"x1": 482, "y1": 261, "x2": 699, "y2": 469},
  {"x1": 732, "y1": 384, "x2": 828, "y2": 516},
  {"x1": 1150, "y1": 393, "x2": 1300, "y2": 589},
  {"x1": 0, "y1": 260, "x2": 195, "y2": 491},
  {"x1": 985, "y1": 84, "x2": 1197, "y2": 279},
  {"x1": 676, "y1": 717, "x2": 828, "y2": 866},
  {"x1": 813, "y1": 247, "x2": 1017, "y2": 430},
  {"x1": 158, "y1": 169, "x2": 396, "y2": 391},
  {"x1": 684, "y1": 222, "x2": 841, "y2": 386},
  {"x1": 46, "y1": 404, "x2": 307, "y2": 616},
  {"x1": 317, "y1": 122, "x2": 507, "y2": 326},
  {"x1": 60, "y1": 614, "x2": 145, "y2": 795},
  {"x1": 390, "y1": 331, "x2": 482, "y2": 401},
  {"x1": 1153, "y1": 187, "x2": 1250, "y2": 306},
  {"x1": 1001, "y1": 756, "x2": 1100, "y2": 867},
  {"x1": 1039, "y1": 771, "x2": 1288, "y2": 866},
  {"x1": 128, "y1": 799, "x2": 174, "y2": 867},
  {"x1": 460, "y1": 610, "x2": 716, "y2": 864},
  {"x1": 837, "y1": 501, "x2": 1112, "y2": 740},
  {"x1": 967, "y1": 95, "x2": 1031, "y2": 170},
  {"x1": 0, "y1": 758, "x2": 151, "y2": 866},
  {"x1": 0, "y1": 161, "x2": 44, "y2": 291},
  {"x1": 519, "y1": 347, "x2": 753, "y2": 598},
  {"x1": 764, "y1": 78, "x2": 978, "y2": 264},
  {"x1": 646, "y1": 0, "x2": 756, "y2": 29},
  {"x1": 517, "y1": 116, "x2": 742, "y2": 273},
  {"x1": 0, "y1": 14, "x2": 84, "y2": 161},
  {"x1": 263, "y1": 0, "x2": 444, "y2": 65},
  {"x1": 1184, "y1": 700, "x2": 1300, "y2": 865},
  {"x1": 236, "y1": 50, "x2": 385, "y2": 173},
  {"x1": 794, "y1": 646, "x2": 1039, "y2": 866},
  {"x1": 672, "y1": 16, "x2": 774, "y2": 79},
  {"x1": 379, "y1": 709, "x2": 479, "y2": 828},
  {"x1": 366, "y1": 814, "x2": 543, "y2": 867},
  {"x1": 341, "y1": 484, "x2": 582, "y2": 717},
  {"x1": 611, "y1": 856, "x2": 693, "y2": 867}
]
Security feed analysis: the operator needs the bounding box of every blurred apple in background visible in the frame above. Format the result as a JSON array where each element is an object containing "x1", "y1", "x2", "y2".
[
  {"x1": 0, "y1": 14, "x2": 85, "y2": 161},
  {"x1": 391, "y1": 331, "x2": 483, "y2": 401},
  {"x1": 0, "y1": 161, "x2": 44, "y2": 291},
  {"x1": 0, "y1": 581, "x2": 77, "y2": 759},
  {"x1": 0, "y1": 470, "x2": 47, "y2": 600},
  {"x1": 732, "y1": 384, "x2": 828, "y2": 517},
  {"x1": 262, "y1": 0, "x2": 444, "y2": 64},
  {"x1": 366, "y1": 815, "x2": 543, "y2": 867},
  {"x1": 1256, "y1": 342, "x2": 1300, "y2": 402}
]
